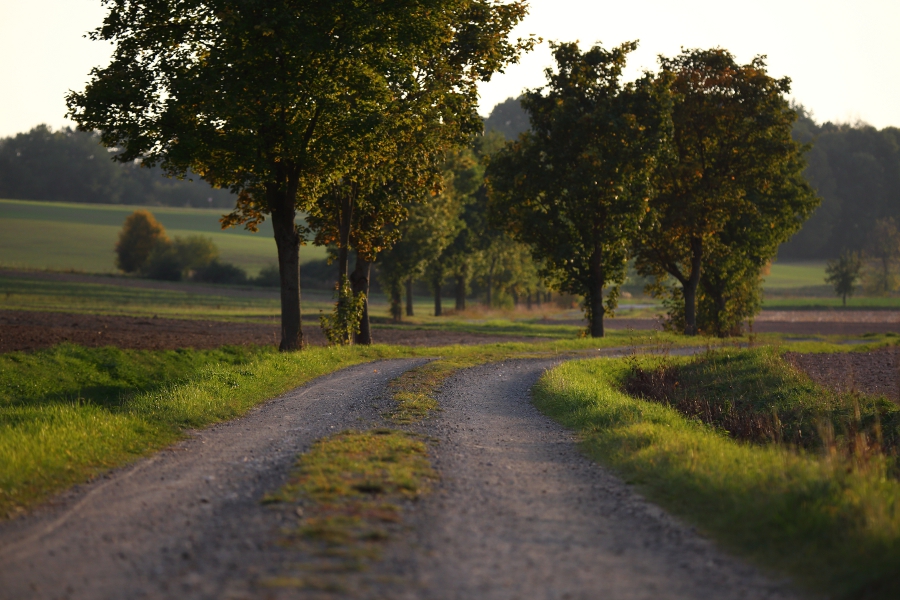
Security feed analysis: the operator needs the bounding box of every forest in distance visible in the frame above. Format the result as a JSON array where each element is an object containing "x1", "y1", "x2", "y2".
[{"x1": 1, "y1": 100, "x2": 897, "y2": 263}]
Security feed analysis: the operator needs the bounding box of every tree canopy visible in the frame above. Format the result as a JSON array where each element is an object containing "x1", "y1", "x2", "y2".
[
  {"x1": 634, "y1": 48, "x2": 818, "y2": 335},
  {"x1": 68, "y1": 0, "x2": 533, "y2": 350},
  {"x1": 487, "y1": 41, "x2": 673, "y2": 337}
]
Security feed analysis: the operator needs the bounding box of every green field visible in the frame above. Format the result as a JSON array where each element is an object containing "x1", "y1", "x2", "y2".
[
  {"x1": 763, "y1": 261, "x2": 828, "y2": 289},
  {"x1": 0, "y1": 198, "x2": 326, "y2": 275}
]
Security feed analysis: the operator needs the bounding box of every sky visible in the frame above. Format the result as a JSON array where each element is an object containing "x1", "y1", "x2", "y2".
[{"x1": 1, "y1": 0, "x2": 899, "y2": 139}]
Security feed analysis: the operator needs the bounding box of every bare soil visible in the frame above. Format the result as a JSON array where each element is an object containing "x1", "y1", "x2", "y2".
[
  {"x1": 786, "y1": 346, "x2": 900, "y2": 401},
  {"x1": 0, "y1": 310, "x2": 549, "y2": 353},
  {"x1": 561, "y1": 315, "x2": 900, "y2": 336}
]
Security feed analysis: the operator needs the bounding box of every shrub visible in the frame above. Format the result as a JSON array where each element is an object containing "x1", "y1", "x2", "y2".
[
  {"x1": 252, "y1": 263, "x2": 280, "y2": 287},
  {"x1": 141, "y1": 241, "x2": 183, "y2": 281},
  {"x1": 115, "y1": 210, "x2": 169, "y2": 273},
  {"x1": 141, "y1": 235, "x2": 219, "y2": 281},
  {"x1": 192, "y1": 260, "x2": 248, "y2": 285}
]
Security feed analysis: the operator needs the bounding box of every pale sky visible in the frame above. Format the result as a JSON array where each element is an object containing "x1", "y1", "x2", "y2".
[{"x1": 2, "y1": 0, "x2": 899, "y2": 139}]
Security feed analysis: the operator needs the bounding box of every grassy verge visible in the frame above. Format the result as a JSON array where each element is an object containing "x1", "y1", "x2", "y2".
[
  {"x1": 534, "y1": 354, "x2": 900, "y2": 599},
  {"x1": 624, "y1": 347, "x2": 900, "y2": 461},
  {"x1": 0, "y1": 343, "x2": 419, "y2": 518}
]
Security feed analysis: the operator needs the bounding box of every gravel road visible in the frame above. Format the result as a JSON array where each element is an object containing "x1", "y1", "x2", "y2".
[
  {"x1": 0, "y1": 358, "x2": 428, "y2": 600},
  {"x1": 381, "y1": 358, "x2": 802, "y2": 600},
  {"x1": 0, "y1": 356, "x2": 803, "y2": 600}
]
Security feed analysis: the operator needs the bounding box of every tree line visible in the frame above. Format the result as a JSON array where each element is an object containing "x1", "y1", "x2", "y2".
[
  {"x1": 67, "y1": 1, "x2": 818, "y2": 348},
  {"x1": 0, "y1": 125, "x2": 235, "y2": 208}
]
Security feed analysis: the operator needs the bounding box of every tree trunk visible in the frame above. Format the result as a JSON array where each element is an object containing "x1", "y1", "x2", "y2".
[
  {"x1": 486, "y1": 259, "x2": 495, "y2": 307},
  {"x1": 589, "y1": 248, "x2": 605, "y2": 338},
  {"x1": 337, "y1": 190, "x2": 354, "y2": 284},
  {"x1": 433, "y1": 278, "x2": 442, "y2": 317},
  {"x1": 405, "y1": 277, "x2": 414, "y2": 316},
  {"x1": 390, "y1": 279, "x2": 403, "y2": 322},
  {"x1": 683, "y1": 237, "x2": 703, "y2": 336},
  {"x1": 455, "y1": 273, "x2": 466, "y2": 311},
  {"x1": 269, "y1": 189, "x2": 303, "y2": 351},
  {"x1": 526, "y1": 292, "x2": 532, "y2": 310},
  {"x1": 350, "y1": 251, "x2": 372, "y2": 345}
]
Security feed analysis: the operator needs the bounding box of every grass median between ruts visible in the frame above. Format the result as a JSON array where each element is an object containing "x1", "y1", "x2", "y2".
[{"x1": 533, "y1": 353, "x2": 900, "y2": 600}]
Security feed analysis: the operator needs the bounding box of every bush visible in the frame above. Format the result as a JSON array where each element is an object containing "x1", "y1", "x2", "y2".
[
  {"x1": 252, "y1": 263, "x2": 280, "y2": 287},
  {"x1": 115, "y1": 210, "x2": 169, "y2": 273},
  {"x1": 192, "y1": 260, "x2": 248, "y2": 285},
  {"x1": 141, "y1": 241, "x2": 184, "y2": 281},
  {"x1": 140, "y1": 235, "x2": 219, "y2": 281}
]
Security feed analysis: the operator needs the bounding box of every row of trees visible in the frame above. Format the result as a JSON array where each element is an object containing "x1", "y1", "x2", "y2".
[
  {"x1": 70, "y1": 1, "x2": 817, "y2": 345},
  {"x1": 487, "y1": 43, "x2": 819, "y2": 337},
  {"x1": 782, "y1": 112, "x2": 900, "y2": 260},
  {"x1": 68, "y1": 0, "x2": 534, "y2": 350},
  {"x1": 0, "y1": 126, "x2": 235, "y2": 207}
]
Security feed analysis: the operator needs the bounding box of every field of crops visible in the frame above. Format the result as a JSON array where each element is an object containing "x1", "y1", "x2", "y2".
[{"x1": 0, "y1": 198, "x2": 326, "y2": 275}]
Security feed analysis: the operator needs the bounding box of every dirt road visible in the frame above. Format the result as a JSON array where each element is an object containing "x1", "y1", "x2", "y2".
[
  {"x1": 0, "y1": 357, "x2": 801, "y2": 599},
  {"x1": 383, "y1": 359, "x2": 798, "y2": 600}
]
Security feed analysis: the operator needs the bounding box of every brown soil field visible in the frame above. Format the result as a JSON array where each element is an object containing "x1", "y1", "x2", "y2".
[
  {"x1": 591, "y1": 316, "x2": 900, "y2": 336},
  {"x1": 0, "y1": 310, "x2": 549, "y2": 353},
  {"x1": 787, "y1": 346, "x2": 900, "y2": 401}
]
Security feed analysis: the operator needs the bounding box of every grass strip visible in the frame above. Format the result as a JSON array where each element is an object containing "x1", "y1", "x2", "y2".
[
  {"x1": 533, "y1": 356, "x2": 900, "y2": 600},
  {"x1": 261, "y1": 429, "x2": 437, "y2": 590}
]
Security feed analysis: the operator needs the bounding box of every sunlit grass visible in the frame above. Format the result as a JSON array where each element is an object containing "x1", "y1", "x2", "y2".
[{"x1": 534, "y1": 355, "x2": 900, "y2": 599}]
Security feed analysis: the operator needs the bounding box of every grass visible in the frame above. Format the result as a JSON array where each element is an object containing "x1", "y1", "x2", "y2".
[
  {"x1": 260, "y1": 428, "x2": 438, "y2": 589},
  {"x1": 0, "y1": 198, "x2": 326, "y2": 275},
  {"x1": 0, "y1": 343, "x2": 411, "y2": 518},
  {"x1": 625, "y1": 347, "x2": 900, "y2": 461},
  {"x1": 763, "y1": 261, "x2": 827, "y2": 289},
  {"x1": 534, "y1": 353, "x2": 900, "y2": 599},
  {"x1": 762, "y1": 296, "x2": 900, "y2": 310},
  {"x1": 0, "y1": 273, "x2": 327, "y2": 321}
]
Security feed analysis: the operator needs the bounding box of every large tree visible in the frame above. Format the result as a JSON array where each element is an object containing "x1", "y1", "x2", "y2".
[
  {"x1": 67, "y1": 0, "x2": 532, "y2": 350},
  {"x1": 487, "y1": 41, "x2": 672, "y2": 337},
  {"x1": 634, "y1": 49, "x2": 818, "y2": 336}
]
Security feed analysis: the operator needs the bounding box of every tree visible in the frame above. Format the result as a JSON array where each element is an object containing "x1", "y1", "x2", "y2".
[
  {"x1": 377, "y1": 183, "x2": 460, "y2": 320},
  {"x1": 440, "y1": 130, "x2": 507, "y2": 311},
  {"x1": 484, "y1": 97, "x2": 530, "y2": 140},
  {"x1": 862, "y1": 217, "x2": 900, "y2": 294},
  {"x1": 487, "y1": 41, "x2": 673, "y2": 337},
  {"x1": 634, "y1": 49, "x2": 818, "y2": 335},
  {"x1": 115, "y1": 210, "x2": 169, "y2": 273},
  {"x1": 68, "y1": 0, "x2": 532, "y2": 351},
  {"x1": 826, "y1": 250, "x2": 862, "y2": 306}
]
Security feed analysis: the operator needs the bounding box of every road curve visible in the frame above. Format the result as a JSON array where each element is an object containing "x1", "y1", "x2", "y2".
[{"x1": 383, "y1": 358, "x2": 801, "y2": 600}]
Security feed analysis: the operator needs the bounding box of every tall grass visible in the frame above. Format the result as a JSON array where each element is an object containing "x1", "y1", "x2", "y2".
[{"x1": 534, "y1": 356, "x2": 900, "y2": 599}]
